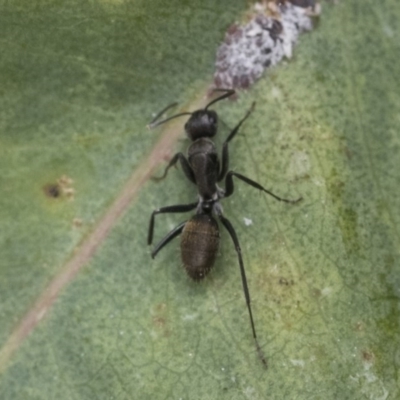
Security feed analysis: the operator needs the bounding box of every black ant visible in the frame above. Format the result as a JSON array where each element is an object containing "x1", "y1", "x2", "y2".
[{"x1": 147, "y1": 89, "x2": 301, "y2": 367}]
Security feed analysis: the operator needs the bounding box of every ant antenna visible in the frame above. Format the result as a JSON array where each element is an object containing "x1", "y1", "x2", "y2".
[
  {"x1": 204, "y1": 89, "x2": 235, "y2": 110},
  {"x1": 149, "y1": 102, "x2": 179, "y2": 126},
  {"x1": 148, "y1": 89, "x2": 235, "y2": 129},
  {"x1": 147, "y1": 110, "x2": 192, "y2": 129}
]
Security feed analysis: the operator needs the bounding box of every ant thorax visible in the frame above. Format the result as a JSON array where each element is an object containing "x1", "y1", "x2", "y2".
[
  {"x1": 187, "y1": 137, "x2": 217, "y2": 157},
  {"x1": 188, "y1": 138, "x2": 219, "y2": 200},
  {"x1": 196, "y1": 189, "x2": 225, "y2": 216}
]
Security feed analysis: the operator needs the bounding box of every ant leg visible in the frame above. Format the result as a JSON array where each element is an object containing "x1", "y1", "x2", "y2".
[
  {"x1": 217, "y1": 213, "x2": 268, "y2": 368},
  {"x1": 224, "y1": 171, "x2": 302, "y2": 203},
  {"x1": 148, "y1": 202, "x2": 198, "y2": 245},
  {"x1": 153, "y1": 152, "x2": 196, "y2": 184},
  {"x1": 151, "y1": 221, "x2": 186, "y2": 259},
  {"x1": 218, "y1": 103, "x2": 255, "y2": 181}
]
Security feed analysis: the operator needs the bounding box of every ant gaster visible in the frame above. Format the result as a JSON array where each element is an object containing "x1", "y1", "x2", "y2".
[{"x1": 147, "y1": 89, "x2": 302, "y2": 367}]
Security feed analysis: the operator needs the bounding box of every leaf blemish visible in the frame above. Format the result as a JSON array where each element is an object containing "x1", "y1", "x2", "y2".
[
  {"x1": 43, "y1": 183, "x2": 61, "y2": 198},
  {"x1": 362, "y1": 350, "x2": 374, "y2": 363},
  {"x1": 279, "y1": 277, "x2": 294, "y2": 286},
  {"x1": 43, "y1": 175, "x2": 76, "y2": 200},
  {"x1": 213, "y1": 0, "x2": 321, "y2": 90}
]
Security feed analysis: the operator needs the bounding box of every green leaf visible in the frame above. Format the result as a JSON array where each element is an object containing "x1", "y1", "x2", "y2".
[{"x1": 1, "y1": 0, "x2": 399, "y2": 399}]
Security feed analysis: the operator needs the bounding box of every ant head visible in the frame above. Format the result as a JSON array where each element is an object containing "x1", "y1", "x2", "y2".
[
  {"x1": 184, "y1": 109, "x2": 218, "y2": 141},
  {"x1": 148, "y1": 89, "x2": 235, "y2": 138}
]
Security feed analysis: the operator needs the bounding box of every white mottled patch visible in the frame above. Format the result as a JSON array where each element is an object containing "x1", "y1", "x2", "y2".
[
  {"x1": 289, "y1": 150, "x2": 310, "y2": 178},
  {"x1": 271, "y1": 85, "x2": 282, "y2": 99},
  {"x1": 214, "y1": 1, "x2": 320, "y2": 89},
  {"x1": 321, "y1": 287, "x2": 332, "y2": 297},
  {"x1": 290, "y1": 359, "x2": 305, "y2": 367},
  {"x1": 350, "y1": 362, "x2": 389, "y2": 400},
  {"x1": 243, "y1": 217, "x2": 253, "y2": 226},
  {"x1": 312, "y1": 177, "x2": 324, "y2": 186},
  {"x1": 243, "y1": 386, "x2": 256, "y2": 399},
  {"x1": 382, "y1": 24, "x2": 394, "y2": 38},
  {"x1": 182, "y1": 313, "x2": 198, "y2": 321}
]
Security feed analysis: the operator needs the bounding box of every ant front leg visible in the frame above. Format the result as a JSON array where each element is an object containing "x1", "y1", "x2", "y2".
[
  {"x1": 147, "y1": 202, "x2": 198, "y2": 246},
  {"x1": 218, "y1": 102, "x2": 255, "y2": 181},
  {"x1": 153, "y1": 152, "x2": 196, "y2": 184},
  {"x1": 224, "y1": 171, "x2": 302, "y2": 203}
]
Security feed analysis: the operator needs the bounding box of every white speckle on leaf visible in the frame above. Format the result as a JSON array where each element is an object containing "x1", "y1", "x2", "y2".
[
  {"x1": 150, "y1": 330, "x2": 158, "y2": 339},
  {"x1": 382, "y1": 24, "x2": 394, "y2": 37},
  {"x1": 321, "y1": 287, "x2": 332, "y2": 297},
  {"x1": 271, "y1": 86, "x2": 282, "y2": 99},
  {"x1": 290, "y1": 359, "x2": 305, "y2": 367},
  {"x1": 289, "y1": 150, "x2": 310, "y2": 178},
  {"x1": 350, "y1": 361, "x2": 389, "y2": 400},
  {"x1": 168, "y1": 220, "x2": 177, "y2": 230},
  {"x1": 182, "y1": 313, "x2": 198, "y2": 321},
  {"x1": 243, "y1": 217, "x2": 253, "y2": 226},
  {"x1": 312, "y1": 177, "x2": 324, "y2": 186},
  {"x1": 243, "y1": 386, "x2": 256, "y2": 399}
]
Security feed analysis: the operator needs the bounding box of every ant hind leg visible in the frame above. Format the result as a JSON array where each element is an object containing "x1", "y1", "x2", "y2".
[
  {"x1": 151, "y1": 221, "x2": 186, "y2": 259},
  {"x1": 217, "y1": 212, "x2": 268, "y2": 368},
  {"x1": 148, "y1": 202, "x2": 198, "y2": 245}
]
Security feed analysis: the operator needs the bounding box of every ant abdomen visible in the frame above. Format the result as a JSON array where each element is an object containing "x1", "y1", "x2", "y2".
[{"x1": 181, "y1": 214, "x2": 220, "y2": 281}]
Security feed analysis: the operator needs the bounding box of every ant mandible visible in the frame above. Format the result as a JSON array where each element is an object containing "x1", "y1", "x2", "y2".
[{"x1": 147, "y1": 89, "x2": 302, "y2": 367}]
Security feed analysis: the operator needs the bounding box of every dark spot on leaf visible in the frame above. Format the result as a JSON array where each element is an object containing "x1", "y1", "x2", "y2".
[
  {"x1": 279, "y1": 277, "x2": 294, "y2": 286},
  {"x1": 327, "y1": 168, "x2": 345, "y2": 202},
  {"x1": 153, "y1": 316, "x2": 166, "y2": 328},
  {"x1": 73, "y1": 218, "x2": 83, "y2": 228},
  {"x1": 288, "y1": 0, "x2": 316, "y2": 8},
  {"x1": 314, "y1": 71, "x2": 326, "y2": 83},
  {"x1": 155, "y1": 302, "x2": 167, "y2": 312},
  {"x1": 338, "y1": 207, "x2": 360, "y2": 255},
  {"x1": 354, "y1": 321, "x2": 364, "y2": 331},
  {"x1": 362, "y1": 350, "x2": 374, "y2": 363},
  {"x1": 311, "y1": 288, "x2": 322, "y2": 298},
  {"x1": 43, "y1": 183, "x2": 61, "y2": 198}
]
